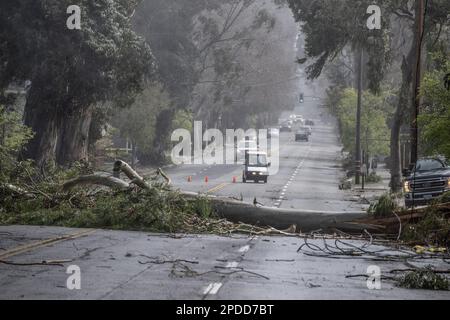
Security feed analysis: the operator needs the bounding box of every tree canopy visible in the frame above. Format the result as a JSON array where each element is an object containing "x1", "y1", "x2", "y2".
[{"x1": 0, "y1": 0, "x2": 155, "y2": 166}]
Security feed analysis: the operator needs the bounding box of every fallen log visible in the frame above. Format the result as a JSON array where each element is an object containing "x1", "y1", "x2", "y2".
[
  {"x1": 62, "y1": 175, "x2": 130, "y2": 191},
  {"x1": 181, "y1": 192, "x2": 373, "y2": 233}
]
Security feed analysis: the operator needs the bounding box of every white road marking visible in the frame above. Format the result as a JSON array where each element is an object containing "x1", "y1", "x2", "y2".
[
  {"x1": 226, "y1": 261, "x2": 239, "y2": 269},
  {"x1": 204, "y1": 283, "x2": 223, "y2": 295},
  {"x1": 238, "y1": 245, "x2": 250, "y2": 253}
]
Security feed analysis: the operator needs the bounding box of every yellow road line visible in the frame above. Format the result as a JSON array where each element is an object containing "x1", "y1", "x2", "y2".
[
  {"x1": 206, "y1": 183, "x2": 230, "y2": 194},
  {"x1": 0, "y1": 229, "x2": 97, "y2": 260}
]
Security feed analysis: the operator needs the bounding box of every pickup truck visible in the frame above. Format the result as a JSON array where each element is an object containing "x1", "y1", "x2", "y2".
[{"x1": 403, "y1": 158, "x2": 450, "y2": 208}]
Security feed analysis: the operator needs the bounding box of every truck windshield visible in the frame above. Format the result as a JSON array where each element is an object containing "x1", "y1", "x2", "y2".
[
  {"x1": 415, "y1": 159, "x2": 446, "y2": 172},
  {"x1": 248, "y1": 155, "x2": 267, "y2": 167}
]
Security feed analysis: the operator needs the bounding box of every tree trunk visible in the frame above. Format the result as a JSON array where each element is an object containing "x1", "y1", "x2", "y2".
[
  {"x1": 56, "y1": 105, "x2": 93, "y2": 166},
  {"x1": 22, "y1": 84, "x2": 60, "y2": 168},
  {"x1": 150, "y1": 108, "x2": 175, "y2": 164},
  {"x1": 390, "y1": 54, "x2": 414, "y2": 192}
]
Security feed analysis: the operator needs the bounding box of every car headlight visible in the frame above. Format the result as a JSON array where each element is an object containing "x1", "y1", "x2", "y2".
[
  {"x1": 447, "y1": 177, "x2": 450, "y2": 189},
  {"x1": 252, "y1": 172, "x2": 257, "y2": 175},
  {"x1": 404, "y1": 181, "x2": 411, "y2": 193}
]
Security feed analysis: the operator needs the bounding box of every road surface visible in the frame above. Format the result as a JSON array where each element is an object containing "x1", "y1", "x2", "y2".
[
  {"x1": 164, "y1": 79, "x2": 365, "y2": 213},
  {"x1": 0, "y1": 225, "x2": 449, "y2": 300}
]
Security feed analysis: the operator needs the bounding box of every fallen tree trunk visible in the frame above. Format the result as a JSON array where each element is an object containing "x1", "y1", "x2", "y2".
[
  {"x1": 181, "y1": 192, "x2": 373, "y2": 233},
  {"x1": 212, "y1": 199, "x2": 373, "y2": 233}
]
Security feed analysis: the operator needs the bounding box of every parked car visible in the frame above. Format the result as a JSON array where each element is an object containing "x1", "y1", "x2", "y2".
[
  {"x1": 403, "y1": 158, "x2": 450, "y2": 208},
  {"x1": 243, "y1": 151, "x2": 270, "y2": 184},
  {"x1": 295, "y1": 129, "x2": 309, "y2": 142}
]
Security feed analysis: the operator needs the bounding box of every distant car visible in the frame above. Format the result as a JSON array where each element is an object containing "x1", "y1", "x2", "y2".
[
  {"x1": 293, "y1": 115, "x2": 305, "y2": 125},
  {"x1": 279, "y1": 123, "x2": 292, "y2": 132},
  {"x1": 305, "y1": 119, "x2": 315, "y2": 126},
  {"x1": 295, "y1": 130, "x2": 309, "y2": 142},
  {"x1": 299, "y1": 126, "x2": 312, "y2": 136}
]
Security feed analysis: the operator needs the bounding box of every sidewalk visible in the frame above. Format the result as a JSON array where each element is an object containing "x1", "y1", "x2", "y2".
[{"x1": 351, "y1": 164, "x2": 392, "y2": 208}]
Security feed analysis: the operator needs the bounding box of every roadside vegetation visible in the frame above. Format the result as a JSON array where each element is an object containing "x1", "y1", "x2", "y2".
[{"x1": 367, "y1": 192, "x2": 450, "y2": 247}]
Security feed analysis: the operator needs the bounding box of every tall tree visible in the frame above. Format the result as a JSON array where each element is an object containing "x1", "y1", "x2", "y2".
[{"x1": 0, "y1": 0, "x2": 155, "y2": 167}]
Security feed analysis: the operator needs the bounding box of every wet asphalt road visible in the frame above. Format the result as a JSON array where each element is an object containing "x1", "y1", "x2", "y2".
[
  {"x1": 165, "y1": 79, "x2": 365, "y2": 213},
  {"x1": 1, "y1": 225, "x2": 449, "y2": 300}
]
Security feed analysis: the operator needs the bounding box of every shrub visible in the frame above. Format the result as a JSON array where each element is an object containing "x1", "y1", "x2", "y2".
[{"x1": 368, "y1": 193, "x2": 398, "y2": 218}]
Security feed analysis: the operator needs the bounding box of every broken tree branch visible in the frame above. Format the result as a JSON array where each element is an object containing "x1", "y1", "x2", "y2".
[
  {"x1": 0, "y1": 259, "x2": 65, "y2": 267},
  {"x1": 157, "y1": 168, "x2": 172, "y2": 185},
  {"x1": 62, "y1": 175, "x2": 130, "y2": 192},
  {"x1": 113, "y1": 160, "x2": 149, "y2": 189},
  {"x1": 1, "y1": 183, "x2": 35, "y2": 199}
]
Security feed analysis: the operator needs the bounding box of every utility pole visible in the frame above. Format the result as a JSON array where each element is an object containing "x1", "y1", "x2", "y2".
[
  {"x1": 355, "y1": 47, "x2": 364, "y2": 185},
  {"x1": 411, "y1": 0, "x2": 425, "y2": 165}
]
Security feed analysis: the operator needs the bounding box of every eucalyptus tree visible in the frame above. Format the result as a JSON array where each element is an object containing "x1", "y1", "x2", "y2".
[{"x1": 0, "y1": 0, "x2": 155, "y2": 167}]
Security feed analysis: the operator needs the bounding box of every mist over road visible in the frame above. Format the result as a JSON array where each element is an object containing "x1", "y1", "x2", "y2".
[{"x1": 166, "y1": 79, "x2": 364, "y2": 213}]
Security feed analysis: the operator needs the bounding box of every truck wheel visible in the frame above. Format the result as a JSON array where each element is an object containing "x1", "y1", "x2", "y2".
[{"x1": 264, "y1": 178, "x2": 268, "y2": 184}]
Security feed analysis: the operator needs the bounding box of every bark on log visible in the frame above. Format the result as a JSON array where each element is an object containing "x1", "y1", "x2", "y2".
[
  {"x1": 113, "y1": 160, "x2": 149, "y2": 189},
  {"x1": 181, "y1": 192, "x2": 373, "y2": 233},
  {"x1": 213, "y1": 200, "x2": 373, "y2": 233},
  {"x1": 62, "y1": 175, "x2": 130, "y2": 191}
]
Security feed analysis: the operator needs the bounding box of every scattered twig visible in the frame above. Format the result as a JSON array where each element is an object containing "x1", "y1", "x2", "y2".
[
  {"x1": 265, "y1": 259, "x2": 295, "y2": 262},
  {"x1": 0, "y1": 259, "x2": 66, "y2": 267},
  {"x1": 345, "y1": 274, "x2": 397, "y2": 281},
  {"x1": 137, "y1": 255, "x2": 199, "y2": 265}
]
